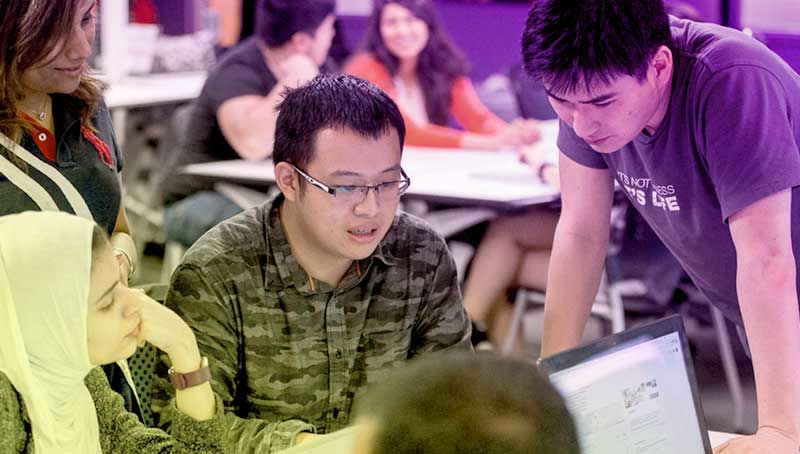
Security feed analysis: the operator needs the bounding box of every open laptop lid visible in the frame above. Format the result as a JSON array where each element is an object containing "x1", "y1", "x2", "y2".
[{"x1": 538, "y1": 315, "x2": 712, "y2": 454}]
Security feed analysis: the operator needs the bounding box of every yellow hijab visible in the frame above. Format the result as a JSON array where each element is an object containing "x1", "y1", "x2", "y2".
[{"x1": 0, "y1": 211, "x2": 102, "y2": 454}]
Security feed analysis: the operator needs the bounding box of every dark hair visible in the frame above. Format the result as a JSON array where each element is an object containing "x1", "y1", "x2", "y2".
[
  {"x1": 360, "y1": 0, "x2": 469, "y2": 126},
  {"x1": 356, "y1": 353, "x2": 580, "y2": 454},
  {"x1": 273, "y1": 74, "x2": 406, "y2": 170},
  {"x1": 255, "y1": 0, "x2": 336, "y2": 47},
  {"x1": 521, "y1": 0, "x2": 671, "y2": 96},
  {"x1": 0, "y1": 0, "x2": 104, "y2": 147}
]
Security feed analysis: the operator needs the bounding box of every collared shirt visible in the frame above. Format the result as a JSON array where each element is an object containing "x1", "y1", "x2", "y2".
[
  {"x1": 153, "y1": 194, "x2": 471, "y2": 453},
  {"x1": 0, "y1": 96, "x2": 123, "y2": 235}
]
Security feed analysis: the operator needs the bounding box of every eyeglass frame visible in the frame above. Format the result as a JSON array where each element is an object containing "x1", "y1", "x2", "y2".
[{"x1": 289, "y1": 164, "x2": 411, "y2": 202}]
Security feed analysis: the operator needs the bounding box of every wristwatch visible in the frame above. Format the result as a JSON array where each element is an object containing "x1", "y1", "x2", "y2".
[{"x1": 168, "y1": 356, "x2": 211, "y2": 390}]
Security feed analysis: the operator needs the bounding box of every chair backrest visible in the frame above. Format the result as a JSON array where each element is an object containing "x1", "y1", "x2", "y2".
[
  {"x1": 605, "y1": 195, "x2": 685, "y2": 308},
  {"x1": 127, "y1": 283, "x2": 169, "y2": 427}
]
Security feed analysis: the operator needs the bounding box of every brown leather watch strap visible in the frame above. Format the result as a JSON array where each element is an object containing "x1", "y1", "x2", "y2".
[{"x1": 169, "y1": 356, "x2": 212, "y2": 390}]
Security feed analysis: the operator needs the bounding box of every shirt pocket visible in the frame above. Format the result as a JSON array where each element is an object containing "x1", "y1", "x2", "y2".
[{"x1": 360, "y1": 328, "x2": 413, "y2": 385}]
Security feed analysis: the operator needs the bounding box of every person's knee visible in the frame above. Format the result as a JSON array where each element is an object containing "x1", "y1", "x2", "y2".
[{"x1": 164, "y1": 191, "x2": 242, "y2": 247}]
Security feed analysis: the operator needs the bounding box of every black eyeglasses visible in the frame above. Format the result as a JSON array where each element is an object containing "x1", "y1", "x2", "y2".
[{"x1": 290, "y1": 164, "x2": 411, "y2": 205}]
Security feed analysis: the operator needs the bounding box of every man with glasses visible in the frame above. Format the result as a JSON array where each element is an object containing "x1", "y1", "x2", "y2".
[{"x1": 152, "y1": 74, "x2": 471, "y2": 453}]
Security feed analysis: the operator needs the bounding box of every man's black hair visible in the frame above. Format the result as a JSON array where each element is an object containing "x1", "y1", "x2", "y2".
[
  {"x1": 273, "y1": 74, "x2": 406, "y2": 169},
  {"x1": 256, "y1": 0, "x2": 335, "y2": 47},
  {"x1": 356, "y1": 353, "x2": 580, "y2": 454},
  {"x1": 521, "y1": 0, "x2": 671, "y2": 95}
]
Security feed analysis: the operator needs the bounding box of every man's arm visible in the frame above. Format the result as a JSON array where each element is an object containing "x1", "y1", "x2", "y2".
[
  {"x1": 716, "y1": 189, "x2": 800, "y2": 453},
  {"x1": 540, "y1": 152, "x2": 615, "y2": 357},
  {"x1": 152, "y1": 265, "x2": 316, "y2": 454},
  {"x1": 217, "y1": 54, "x2": 318, "y2": 160}
]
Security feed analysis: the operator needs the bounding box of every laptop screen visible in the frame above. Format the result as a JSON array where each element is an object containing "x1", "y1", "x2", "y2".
[{"x1": 539, "y1": 315, "x2": 712, "y2": 454}]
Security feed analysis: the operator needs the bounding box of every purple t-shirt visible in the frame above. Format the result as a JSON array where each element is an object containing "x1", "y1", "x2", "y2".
[{"x1": 557, "y1": 18, "x2": 800, "y2": 326}]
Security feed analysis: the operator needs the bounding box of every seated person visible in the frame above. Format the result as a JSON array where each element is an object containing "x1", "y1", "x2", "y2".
[
  {"x1": 160, "y1": 0, "x2": 336, "y2": 247},
  {"x1": 0, "y1": 211, "x2": 224, "y2": 453},
  {"x1": 352, "y1": 352, "x2": 579, "y2": 454},
  {"x1": 152, "y1": 74, "x2": 472, "y2": 453},
  {"x1": 345, "y1": 0, "x2": 539, "y2": 149}
]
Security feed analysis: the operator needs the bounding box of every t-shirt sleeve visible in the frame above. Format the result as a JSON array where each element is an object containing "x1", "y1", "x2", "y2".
[
  {"x1": 450, "y1": 77, "x2": 507, "y2": 134},
  {"x1": 556, "y1": 119, "x2": 608, "y2": 169},
  {"x1": 203, "y1": 57, "x2": 272, "y2": 114},
  {"x1": 697, "y1": 65, "x2": 800, "y2": 221}
]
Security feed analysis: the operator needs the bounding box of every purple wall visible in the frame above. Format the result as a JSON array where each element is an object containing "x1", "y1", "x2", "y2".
[
  {"x1": 342, "y1": 0, "x2": 729, "y2": 80},
  {"x1": 762, "y1": 33, "x2": 800, "y2": 73},
  {"x1": 153, "y1": 0, "x2": 195, "y2": 36},
  {"x1": 341, "y1": 1, "x2": 532, "y2": 80}
]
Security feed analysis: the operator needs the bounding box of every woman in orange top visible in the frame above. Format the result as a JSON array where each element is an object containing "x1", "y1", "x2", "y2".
[{"x1": 345, "y1": 0, "x2": 539, "y2": 149}]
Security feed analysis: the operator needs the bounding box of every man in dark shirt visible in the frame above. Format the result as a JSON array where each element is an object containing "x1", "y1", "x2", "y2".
[
  {"x1": 152, "y1": 74, "x2": 472, "y2": 453},
  {"x1": 521, "y1": 1, "x2": 800, "y2": 452},
  {"x1": 160, "y1": 0, "x2": 336, "y2": 247}
]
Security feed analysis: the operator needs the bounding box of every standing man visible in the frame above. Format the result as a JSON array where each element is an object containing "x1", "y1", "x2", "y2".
[
  {"x1": 152, "y1": 74, "x2": 471, "y2": 453},
  {"x1": 160, "y1": 0, "x2": 336, "y2": 247},
  {"x1": 521, "y1": 1, "x2": 800, "y2": 452}
]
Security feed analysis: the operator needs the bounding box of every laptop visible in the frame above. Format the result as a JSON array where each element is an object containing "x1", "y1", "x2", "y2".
[{"x1": 538, "y1": 315, "x2": 712, "y2": 454}]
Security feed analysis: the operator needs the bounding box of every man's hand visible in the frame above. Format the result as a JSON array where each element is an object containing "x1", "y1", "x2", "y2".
[{"x1": 713, "y1": 427, "x2": 799, "y2": 453}]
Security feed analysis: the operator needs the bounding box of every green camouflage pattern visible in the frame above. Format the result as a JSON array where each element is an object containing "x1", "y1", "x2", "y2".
[
  {"x1": 0, "y1": 367, "x2": 227, "y2": 453},
  {"x1": 151, "y1": 194, "x2": 471, "y2": 453}
]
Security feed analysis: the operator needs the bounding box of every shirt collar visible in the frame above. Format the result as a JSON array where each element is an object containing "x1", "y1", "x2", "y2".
[{"x1": 264, "y1": 194, "x2": 398, "y2": 295}]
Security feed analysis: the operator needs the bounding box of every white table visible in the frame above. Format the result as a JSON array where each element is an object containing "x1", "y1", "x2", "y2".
[
  {"x1": 181, "y1": 120, "x2": 561, "y2": 210},
  {"x1": 181, "y1": 147, "x2": 559, "y2": 210},
  {"x1": 103, "y1": 70, "x2": 207, "y2": 110}
]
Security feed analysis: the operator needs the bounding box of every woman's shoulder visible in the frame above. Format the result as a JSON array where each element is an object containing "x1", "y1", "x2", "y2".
[
  {"x1": 0, "y1": 370, "x2": 31, "y2": 449},
  {"x1": 0, "y1": 370, "x2": 22, "y2": 407},
  {"x1": 344, "y1": 53, "x2": 392, "y2": 84}
]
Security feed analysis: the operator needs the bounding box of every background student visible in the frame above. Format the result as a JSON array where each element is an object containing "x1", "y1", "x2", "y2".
[
  {"x1": 345, "y1": 0, "x2": 539, "y2": 149},
  {"x1": 159, "y1": 0, "x2": 337, "y2": 248}
]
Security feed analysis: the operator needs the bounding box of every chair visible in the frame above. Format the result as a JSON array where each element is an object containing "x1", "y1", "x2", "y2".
[
  {"x1": 500, "y1": 197, "x2": 635, "y2": 354},
  {"x1": 710, "y1": 306, "x2": 746, "y2": 432},
  {"x1": 123, "y1": 104, "x2": 195, "y2": 282}
]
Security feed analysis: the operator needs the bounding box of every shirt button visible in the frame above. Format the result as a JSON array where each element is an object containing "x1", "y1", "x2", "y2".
[
  {"x1": 38, "y1": 133, "x2": 47, "y2": 142},
  {"x1": 335, "y1": 350, "x2": 342, "y2": 359}
]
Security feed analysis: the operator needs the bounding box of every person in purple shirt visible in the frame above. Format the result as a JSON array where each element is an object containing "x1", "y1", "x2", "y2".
[{"x1": 521, "y1": 1, "x2": 800, "y2": 452}]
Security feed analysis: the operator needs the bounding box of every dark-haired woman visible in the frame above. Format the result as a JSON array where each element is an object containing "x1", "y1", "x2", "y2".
[
  {"x1": 345, "y1": 0, "x2": 539, "y2": 149},
  {"x1": 0, "y1": 0, "x2": 140, "y2": 416}
]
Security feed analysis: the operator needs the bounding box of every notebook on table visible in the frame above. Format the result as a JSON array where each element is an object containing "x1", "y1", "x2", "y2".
[{"x1": 538, "y1": 315, "x2": 713, "y2": 454}]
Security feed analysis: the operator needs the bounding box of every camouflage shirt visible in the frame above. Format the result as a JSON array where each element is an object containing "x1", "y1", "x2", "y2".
[{"x1": 152, "y1": 194, "x2": 471, "y2": 453}]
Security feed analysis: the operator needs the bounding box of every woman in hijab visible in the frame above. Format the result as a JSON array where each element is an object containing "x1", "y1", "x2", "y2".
[{"x1": 0, "y1": 211, "x2": 225, "y2": 453}]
